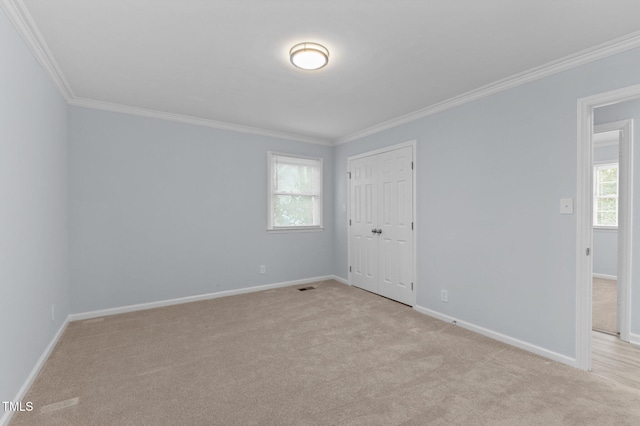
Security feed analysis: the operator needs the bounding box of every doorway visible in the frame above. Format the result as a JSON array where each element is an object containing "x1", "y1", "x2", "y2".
[
  {"x1": 576, "y1": 85, "x2": 638, "y2": 371},
  {"x1": 591, "y1": 126, "x2": 622, "y2": 337},
  {"x1": 347, "y1": 141, "x2": 417, "y2": 306}
]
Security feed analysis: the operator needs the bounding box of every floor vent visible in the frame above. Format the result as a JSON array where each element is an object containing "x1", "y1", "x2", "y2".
[{"x1": 298, "y1": 286, "x2": 316, "y2": 291}]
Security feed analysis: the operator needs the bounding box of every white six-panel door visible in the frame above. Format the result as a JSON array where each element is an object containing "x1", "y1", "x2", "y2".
[
  {"x1": 350, "y1": 154, "x2": 378, "y2": 294},
  {"x1": 349, "y1": 145, "x2": 414, "y2": 305}
]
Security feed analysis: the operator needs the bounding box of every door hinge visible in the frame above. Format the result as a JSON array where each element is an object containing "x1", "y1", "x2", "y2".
[
  {"x1": 349, "y1": 219, "x2": 352, "y2": 226},
  {"x1": 586, "y1": 248, "x2": 590, "y2": 256},
  {"x1": 411, "y1": 282, "x2": 414, "y2": 290},
  {"x1": 411, "y1": 161, "x2": 414, "y2": 170},
  {"x1": 347, "y1": 171, "x2": 352, "y2": 179},
  {"x1": 411, "y1": 222, "x2": 414, "y2": 230},
  {"x1": 349, "y1": 266, "x2": 352, "y2": 272}
]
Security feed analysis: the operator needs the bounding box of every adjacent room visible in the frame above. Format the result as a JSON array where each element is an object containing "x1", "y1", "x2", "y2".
[{"x1": 2, "y1": 1, "x2": 640, "y2": 424}]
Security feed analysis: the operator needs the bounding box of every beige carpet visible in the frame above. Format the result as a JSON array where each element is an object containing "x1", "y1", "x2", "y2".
[
  {"x1": 592, "y1": 277, "x2": 617, "y2": 335},
  {"x1": 11, "y1": 280, "x2": 640, "y2": 425}
]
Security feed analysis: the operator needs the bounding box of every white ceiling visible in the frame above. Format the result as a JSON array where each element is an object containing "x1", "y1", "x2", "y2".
[{"x1": 11, "y1": 0, "x2": 640, "y2": 144}]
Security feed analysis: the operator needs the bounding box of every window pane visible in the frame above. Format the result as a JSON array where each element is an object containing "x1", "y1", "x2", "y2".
[
  {"x1": 597, "y1": 211, "x2": 617, "y2": 226},
  {"x1": 597, "y1": 197, "x2": 617, "y2": 211},
  {"x1": 268, "y1": 153, "x2": 323, "y2": 230},
  {"x1": 599, "y1": 182, "x2": 617, "y2": 196},
  {"x1": 593, "y1": 163, "x2": 619, "y2": 227},
  {"x1": 603, "y1": 211, "x2": 617, "y2": 225},
  {"x1": 598, "y1": 167, "x2": 618, "y2": 183},
  {"x1": 273, "y1": 195, "x2": 315, "y2": 226},
  {"x1": 276, "y1": 164, "x2": 314, "y2": 193}
]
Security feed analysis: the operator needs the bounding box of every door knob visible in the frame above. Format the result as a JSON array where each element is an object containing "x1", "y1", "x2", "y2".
[
  {"x1": 376, "y1": 228, "x2": 382, "y2": 234},
  {"x1": 371, "y1": 228, "x2": 377, "y2": 234}
]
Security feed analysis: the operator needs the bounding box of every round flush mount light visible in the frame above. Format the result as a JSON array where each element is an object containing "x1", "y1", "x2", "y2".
[{"x1": 289, "y1": 42, "x2": 329, "y2": 70}]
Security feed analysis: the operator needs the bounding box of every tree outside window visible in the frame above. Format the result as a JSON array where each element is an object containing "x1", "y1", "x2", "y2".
[
  {"x1": 593, "y1": 163, "x2": 618, "y2": 227},
  {"x1": 268, "y1": 153, "x2": 323, "y2": 231}
]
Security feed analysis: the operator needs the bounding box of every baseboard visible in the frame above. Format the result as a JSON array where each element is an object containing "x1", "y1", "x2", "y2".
[
  {"x1": 2, "y1": 274, "x2": 348, "y2": 425},
  {"x1": 413, "y1": 305, "x2": 577, "y2": 368},
  {"x1": 331, "y1": 275, "x2": 349, "y2": 285},
  {"x1": 69, "y1": 275, "x2": 339, "y2": 321},
  {"x1": 0, "y1": 317, "x2": 70, "y2": 426},
  {"x1": 593, "y1": 273, "x2": 617, "y2": 280},
  {"x1": 630, "y1": 332, "x2": 640, "y2": 347}
]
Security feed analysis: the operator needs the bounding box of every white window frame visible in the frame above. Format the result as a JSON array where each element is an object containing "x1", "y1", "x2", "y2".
[
  {"x1": 593, "y1": 161, "x2": 619, "y2": 229},
  {"x1": 267, "y1": 152, "x2": 323, "y2": 232}
]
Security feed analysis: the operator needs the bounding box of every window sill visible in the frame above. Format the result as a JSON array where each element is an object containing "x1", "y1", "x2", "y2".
[
  {"x1": 267, "y1": 226, "x2": 324, "y2": 234},
  {"x1": 594, "y1": 226, "x2": 618, "y2": 232}
]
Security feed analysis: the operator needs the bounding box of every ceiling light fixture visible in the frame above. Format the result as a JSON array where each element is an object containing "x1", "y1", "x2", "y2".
[{"x1": 289, "y1": 42, "x2": 329, "y2": 71}]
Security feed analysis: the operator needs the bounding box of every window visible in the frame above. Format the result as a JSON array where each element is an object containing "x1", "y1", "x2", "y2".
[
  {"x1": 268, "y1": 152, "x2": 323, "y2": 231},
  {"x1": 593, "y1": 162, "x2": 618, "y2": 228}
]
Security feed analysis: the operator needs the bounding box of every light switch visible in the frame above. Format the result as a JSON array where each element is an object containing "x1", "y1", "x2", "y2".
[{"x1": 560, "y1": 198, "x2": 574, "y2": 214}]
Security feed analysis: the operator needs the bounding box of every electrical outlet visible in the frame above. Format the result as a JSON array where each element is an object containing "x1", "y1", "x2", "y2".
[
  {"x1": 260, "y1": 265, "x2": 266, "y2": 274},
  {"x1": 440, "y1": 290, "x2": 448, "y2": 302},
  {"x1": 51, "y1": 305, "x2": 55, "y2": 321}
]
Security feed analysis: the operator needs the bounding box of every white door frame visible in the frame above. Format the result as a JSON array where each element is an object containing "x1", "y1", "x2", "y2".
[
  {"x1": 347, "y1": 140, "x2": 417, "y2": 306},
  {"x1": 594, "y1": 120, "x2": 632, "y2": 341},
  {"x1": 576, "y1": 85, "x2": 638, "y2": 371}
]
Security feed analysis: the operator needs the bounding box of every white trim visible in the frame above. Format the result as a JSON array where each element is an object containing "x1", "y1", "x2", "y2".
[
  {"x1": 630, "y1": 333, "x2": 640, "y2": 347},
  {"x1": 579, "y1": 84, "x2": 640, "y2": 108},
  {"x1": 412, "y1": 143, "x2": 417, "y2": 307},
  {"x1": 0, "y1": 0, "x2": 330, "y2": 146},
  {"x1": 576, "y1": 96, "x2": 595, "y2": 371},
  {"x1": 596, "y1": 120, "x2": 634, "y2": 134},
  {"x1": 0, "y1": 317, "x2": 70, "y2": 426},
  {"x1": 348, "y1": 140, "x2": 417, "y2": 161},
  {"x1": 0, "y1": 0, "x2": 74, "y2": 100},
  {"x1": 68, "y1": 276, "x2": 338, "y2": 321},
  {"x1": 5, "y1": 0, "x2": 640, "y2": 147},
  {"x1": 593, "y1": 226, "x2": 618, "y2": 232},
  {"x1": 577, "y1": 88, "x2": 640, "y2": 370},
  {"x1": 69, "y1": 98, "x2": 332, "y2": 146},
  {"x1": 592, "y1": 273, "x2": 618, "y2": 281},
  {"x1": 1, "y1": 275, "x2": 348, "y2": 426},
  {"x1": 594, "y1": 119, "x2": 633, "y2": 344},
  {"x1": 346, "y1": 139, "x2": 418, "y2": 286},
  {"x1": 331, "y1": 275, "x2": 349, "y2": 285},
  {"x1": 266, "y1": 227, "x2": 324, "y2": 234},
  {"x1": 593, "y1": 129, "x2": 620, "y2": 147},
  {"x1": 336, "y1": 31, "x2": 640, "y2": 145},
  {"x1": 267, "y1": 152, "x2": 324, "y2": 231},
  {"x1": 346, "y1": 140, "x2": 417, "y2": 307},
  {"x1": 413, "y1": 305, "x2": 577, "y2": 368},
  {"x1": 346, "y1": 152, "x2": 352, "y2": 285},
  {"x1": 592, "y1": 161, "x2": 619, "y2": 169},
  {"x1": 614, "y1": 120, "x2": 633, "y2": 343},
  {"x1": 593, "y1": 139, "x2": 620, "y2": 148}
]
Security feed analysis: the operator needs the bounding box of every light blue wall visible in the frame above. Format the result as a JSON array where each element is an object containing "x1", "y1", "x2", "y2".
[
  {"x1": 0, "y1": 11, "x2": 69, "y2": 406},
  {"x1": 593, "y1": 229, "x2": 618, "y2": 277},
  {"x1": 68, "y1": 107, "x2": 334, "y2": 313},
  {"x1": 592, "y1": 145, "x2": 619, "y2": 277},
  {"x1": 594, "y1": 99, "x2": 640, "y2": 336},
  {"x1": 4, "y1": 0, "x2": 640, "y2": 406},
  {"x1": 334, "y1": 47, "x2": 640, "y2": 358},
  {"x1": 593, "y1": 144, "x2": 619, "y2": 162}
]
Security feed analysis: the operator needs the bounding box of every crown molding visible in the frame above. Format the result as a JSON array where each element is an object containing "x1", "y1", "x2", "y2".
[
  {"x1": 5, "y1": 0, "x2": 640, "y2": 147},
  {"x1": 0, "y1": 0, "x2": 74, "y2": 100},
  {"x1": 335, "y1": 30, "x2": 640, "y2": 145},
  {"x1": 68, "y1": 98, "x2": 333, "y2": 146},
  {"x1": 1, "y1": 0, "x2": 330, "y2": 145}
]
